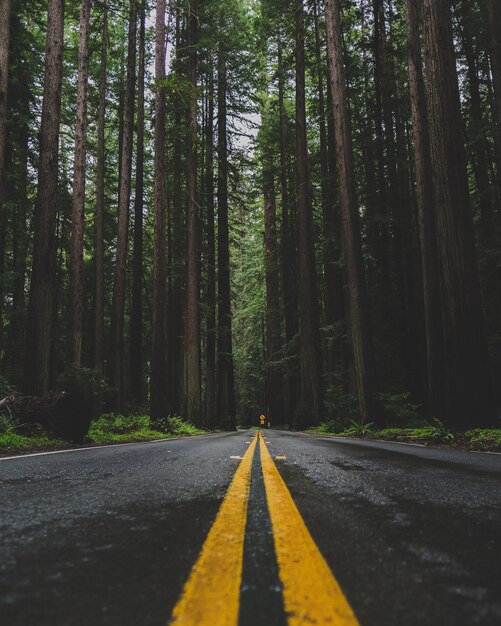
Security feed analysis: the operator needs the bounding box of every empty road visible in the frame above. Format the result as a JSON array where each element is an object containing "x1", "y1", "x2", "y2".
[{"x1": 1, "y1": 429, "x2": 500, "y2": 625}]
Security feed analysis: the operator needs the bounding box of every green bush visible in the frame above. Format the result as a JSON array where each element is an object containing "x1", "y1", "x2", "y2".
[
  {"x1": 376, "y1": 392, "x2": 421, "y2": 422},
  {"x1": 90, "y1": 413, "x2": 150, "y2": 435}
]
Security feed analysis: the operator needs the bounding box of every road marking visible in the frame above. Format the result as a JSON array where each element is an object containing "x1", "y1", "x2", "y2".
[
  {"x1": 275, "y1": 456, "x2": 287, "y2": 460},
  {"x1": 259, "y1": 432, "x2": 360, "y2": 626},
  {"x1": 230, "y1": 455, "x2": 243, "y2": 460},
  {"x1": 170, "y1": 434, "x2": 258, "y2": 626}
]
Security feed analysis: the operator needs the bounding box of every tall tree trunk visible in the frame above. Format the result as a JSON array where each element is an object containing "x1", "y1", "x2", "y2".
[
  {"x1": 130, "y1": 0, "x2": 146, "y2": 404},
  {"x1": 295, "y1": 0, "x2": 322, "y2": 427},
  {"x1": 487, "y1": 0, "x2": 501, "y2": 164},
  {"x1": 94, "y1": 0, "x2": 108, "y2": 374},
  {"x1": 217, "y1": 47, "x2": 236, "y2": 429},
  {"x1": 278, "y1": 39, "x2": 298, "y2": 426},
  {"x1": 185, "y1": 2, "x2": 201, "y2": 424},
  {"x1": 422, "y1": 0, "x2": 494, "y2": 427},
  {"x1": 405, "y1": 0, "x2": 444, "y2": 416},
  {"x1": 205, "y1": 60, "x2": 216, "y2": 428},
  {"x1": 313, "y1": 0, "x2": 338, "y2": 381},
  {"x1": 67, "y1": 0, "x2": 91, "y2": 368},
  {"x1": 110, "y1": 0, "x2": 137, "y2": 411},
  {"x1": 151, "y1": 0, "x2": 168, "y2": 421},
  {"x1": 0, "y1": 0, "x2": 11, "y2": 349},
  {"x1": 263, "y1": 164, "x2": 283, "y2": 425},
  {"x1": 324, "y1": 0, "x2": 378, "y2": 423},
  {"x1": 24, "y1": 0, "x2": 64, "y2": 394},
  {"x1": 169, "y1": 7, "x2": 184, "y2": 415}
]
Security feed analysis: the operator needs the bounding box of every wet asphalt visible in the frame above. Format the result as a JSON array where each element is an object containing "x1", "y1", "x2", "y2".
[{"x1": 1, "y1": 429, "x2": 500, "y2": 626}]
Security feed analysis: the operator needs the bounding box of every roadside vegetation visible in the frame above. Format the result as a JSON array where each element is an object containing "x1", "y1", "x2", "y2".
[
  {"x1": 0, "y1": 412, "x2": 207, "y2": 455},
  {"x1": 308, "y1": 422, "x2": 501, "y2": 453}
]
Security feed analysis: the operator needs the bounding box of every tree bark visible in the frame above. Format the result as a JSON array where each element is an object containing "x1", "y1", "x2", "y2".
[
  {"x1": 205, "y1": 60, "x2": 216, "y2": 428},
  {"x1": 324, "y1": 0, "x2": 378, "y2": 423},
  {"x1": 185, "y1": 1, "x2": 201, "y2": 424},
  {"x1": 422, "y1": 0, "x2": 494, "y2": 427},
  {"x1": 295, "y1": 0, "x2": 323, "y2": 427},
  {"x1": 0, "y1": 0, "x2": 11, "y2": 345},
  {"x1": 151, "y1": 0, "x2": 168, "y2": 421},
  {"x1": 130, "y1": 0, "x2": 146, "y2": 404},
  {"x1": 278, "y1": 39, "x2": 298, "y2": 426},
  {"x1": 67, "y1": 0, "x2": 91, "y2": 368},
  {"x1": 110, "y1": 0, "x2": 137, "y2": 411},
  {"x1": 94, "y1": 0, "x2": 108, "y2": 374},
  {"x1": 24, "y1": 0, "x2": 64, "y2": 394},
  {"x1": 217, "y1": 47, "x2": 236, "y2": 429}
]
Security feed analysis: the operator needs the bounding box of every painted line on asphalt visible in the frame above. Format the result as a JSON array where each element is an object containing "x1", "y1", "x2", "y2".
[
  {"x1": 0, "y1": 433, "x2": 225, "y2": 462},
  {"x1": 259, "y1": 432, "x2": 360, "y2": 626},
  {"x1": 170, "y1": 434, "x2": 258, "y2": 626}
]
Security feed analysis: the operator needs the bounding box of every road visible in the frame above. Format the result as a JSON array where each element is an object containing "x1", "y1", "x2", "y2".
[{"x1": 1, "y1": 429, "x2": 500, "y2": 625}]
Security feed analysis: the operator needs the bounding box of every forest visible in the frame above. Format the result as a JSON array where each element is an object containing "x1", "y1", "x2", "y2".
[{"x1": 0, "y1": 0, "x2": 500, "y2": 438}]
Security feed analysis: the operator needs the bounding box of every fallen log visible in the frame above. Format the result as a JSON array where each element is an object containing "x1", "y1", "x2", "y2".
[{"x1": 0, "y1": 391, "x2": 92, "y2": 443}]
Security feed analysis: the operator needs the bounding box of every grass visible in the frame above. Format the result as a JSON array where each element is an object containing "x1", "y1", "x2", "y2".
[
  {"x1": 0, "y1": 413, "x2": 207, "y2": 455},
  {"x1": 308, "y1": 422, "x2": 501, "y2": 451},
  {"x1": 0, "y1": 431, "x2": 64, "y2": 452}
]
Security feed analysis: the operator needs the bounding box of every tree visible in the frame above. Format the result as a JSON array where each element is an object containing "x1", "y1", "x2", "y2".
[
  {"x1": 295, "y1": 0, "x2": 322, "y2": 427},
  {"x1": 185, "y1": 0, "x2": 202, "y2": 424},
  {"x1": 110, "y1": 0, "x2": 137, "y2": 410},
  {"x1": 216, "y1": 39, "x2": 236, "y2": 429},
  {"x1": 130, "y1": 0, "x2": 146, "y2": 404},
  {"x1": 422, "y1": 0, "x2": 494, "y2": 427},
  {"x1": 94, "y1": 0, "x2": 108, "y2": 374},
  {"x1": 24, "y1": 0, "x2": 64, "y2": 394},
  {"x1": 324, "y1": 0, "x2": 378, "y2": 423},
  {"x1": 67, "y1": 0, "x2": 92, "y2": 368},
  {"x1": 151, "y1": 0, "x2": 168, "y2": 421}
]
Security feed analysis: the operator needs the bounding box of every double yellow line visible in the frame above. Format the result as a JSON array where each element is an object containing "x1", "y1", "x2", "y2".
[{"x1": 170, "y1": 431, "x2": 359, "y2": 626}]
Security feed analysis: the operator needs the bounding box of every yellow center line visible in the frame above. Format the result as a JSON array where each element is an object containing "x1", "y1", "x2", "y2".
[
  {"x1": 259, "y1": 432, "x2": 360, "y2": 626},
  {"x1": 170, "y1": 434, "x2": 258, "y2": 626}
]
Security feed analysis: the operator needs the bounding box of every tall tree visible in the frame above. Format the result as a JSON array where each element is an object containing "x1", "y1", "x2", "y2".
[
  {"x1": 94, "y1": 0, "x2": 108, "y2": 374},
  {"x1": 324, "y1": 0, "x2": 378, "y2": 423},
  {"x1": 0, "y1": 0, "x2": 11, "y2": 346},
  {"x1": 67, "y1": 0, "x2": 92, "y2": 368},
  {"x1": 422, "y1": 0, "x2": 494, "y2": 427},
  {"x1": 130, "y1": 0, "x2": 146, "y2": 404},
  {"x1": 217, "y1": 41, "x2": 236, "y2": 429},
  {"x1": 24, "y1": 0, "x2": 64, "y2": 394},
  {"x1": 294, "y1": 0, "x2": 322, "y2": 426},
  {"x1": 185, "y1": 1, "x2": 202, "y2": 424},
  {"x1": 110, "y1": 0, "x2": 137, "y2": 410},
  {"x1": 151, "y1": 0, "x2": 168, "y2": 421},
  {"x1": 205, "y1": 60, "x2": 216, "y2": 428}
]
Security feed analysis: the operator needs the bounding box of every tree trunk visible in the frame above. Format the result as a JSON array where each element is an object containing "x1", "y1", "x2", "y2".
[
  {"x1": 151, "y1": 0, "x2": 168, "y2": 421},
  {"x1": 295, "y1": 0, "x2": 322, "y2": 427},
  {"x1": 24, "y1": 0, "x2": 64, "y2": 394},
  {"x1": 324, "y1": 0, "x2": 378, "y2": 423},
  {"x1": 130, "y1": 0, "x2": 146, "y2": 404},
  {"x1": 94, "y1": 0, "x2": 108, "y2": 374},
  {"x1": 110, "y1": 0, "x2": 137, "y2": 411},
  {"x1": 67, "y1": 0, "x2": 91, "y2": 368},
  {"x1": 264, "y1": 165, "x2": 283, "y2": 425},
  {"x1": 185, "y1": 2, "x2": 201, "y2": 424},
  {"x1": 0, "y1": 0, "x2": 11, "y2": 347},
  {"x1": 278, "y1": 39, "x2": 298, "y2": 426},
  {"x1": 205, "y1": 60, "x2": 216, "y2": 428},
  {"x1": 217, "y1": 47, "x2": 236, "y2": 429},
  {"x1": 422, "y1": 0, "x2": 494, "y2": 427},
  {"x1": 405, "y1": 0, "x2": 445, "y2": 417}
]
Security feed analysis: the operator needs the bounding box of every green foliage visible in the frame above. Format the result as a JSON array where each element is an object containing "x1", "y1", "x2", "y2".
[
  {"x1": 375, "y1": 392, "x2": 422, "y2": 422},
  {"x1": 87, "y1": 413, "x2": 206, "y2": 444},
  {"x1": 428, "y1": 419, "x2": 456, "y2": 444},
  {"x1": 0, "y1": 431, "x2": 61, "y2": 451},
  {"x1": 344, "y1": 419, "x2": 376, "y2": 437},
  {"x1": 465, "y1": 429, "x2": 501, "y2": 451}
]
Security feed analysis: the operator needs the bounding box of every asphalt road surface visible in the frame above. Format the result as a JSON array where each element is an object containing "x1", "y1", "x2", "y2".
[{"x1": 1, "y1": 429, "x2": 501, "y2": 625}]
